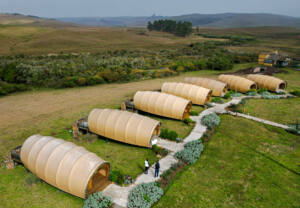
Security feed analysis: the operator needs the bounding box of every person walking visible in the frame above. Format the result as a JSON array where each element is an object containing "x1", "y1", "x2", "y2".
[
  {"x1": 154, "y1": 161, "x2": 160, "y2": 178},
  {"x1": 144, "y1": 159, "x2": 149, "y2": 174}
]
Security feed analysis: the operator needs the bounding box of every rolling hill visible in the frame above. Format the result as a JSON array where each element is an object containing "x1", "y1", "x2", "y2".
[{"x1": 57, "y1": 13, "x2": 300, "y2": 28}]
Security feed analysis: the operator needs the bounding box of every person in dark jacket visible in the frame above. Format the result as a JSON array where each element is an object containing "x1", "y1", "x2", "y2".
[{"x1": 154, "y1": 161, "x2": 160, "y2": 178}]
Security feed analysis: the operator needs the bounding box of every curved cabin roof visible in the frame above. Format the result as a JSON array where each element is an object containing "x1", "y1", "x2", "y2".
[
  {"x1": 88, "y1": 109, "x2": 161, "y2": 148},
  {"x1": 184, "y1": 77, "x2": 228, "y2": 97},
  {"x1": 246, "y1": 74, "x2": 287, "y2": 92},
  {"x1": 218, "y1": 75, "x2": 257, "y2": 93},
  {"x1": 21, "y1": 135, "x2": 110, "y2": 199},
  {"x1": 161, "y1": 82, "x2": 212, "y2": 105},
  {"x1": 134, "y1": 91, "x2": 192, "y2": 120}
]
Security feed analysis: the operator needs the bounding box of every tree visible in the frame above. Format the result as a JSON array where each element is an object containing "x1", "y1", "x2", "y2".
[{"x1": 147, "y1": 19, "x2": 193, "y2": 37}]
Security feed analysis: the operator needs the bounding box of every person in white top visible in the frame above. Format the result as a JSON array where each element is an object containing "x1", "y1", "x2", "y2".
[{"x1": 144, "y1": 159, "x2": 149, "y2": 174}]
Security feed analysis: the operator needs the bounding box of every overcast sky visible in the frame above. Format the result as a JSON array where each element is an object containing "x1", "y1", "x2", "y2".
[{"x1": 0, "y1": 0, "x2": 299, "y2": 18}]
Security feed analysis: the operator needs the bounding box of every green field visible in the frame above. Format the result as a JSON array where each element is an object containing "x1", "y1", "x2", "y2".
[
  {"x1": 239, "y1": 98, "x2": 300, "y2": 125},
  {"x1": 155, "y1": 115, "x2": 300, "y2": 208}
]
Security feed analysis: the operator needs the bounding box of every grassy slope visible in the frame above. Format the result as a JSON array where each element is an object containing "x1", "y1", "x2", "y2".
[
  {"x1": 155, "y1": 115, "x2": 300, "y2": 208},
  {"x1": 0, "y1": 25, "x2": 211, "y2": 55},
  {"x1": 238, "y1": 69, "x2": 300, "y2": 124}
]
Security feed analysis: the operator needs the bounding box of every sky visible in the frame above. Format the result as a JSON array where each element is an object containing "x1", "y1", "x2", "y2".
[{"x1": 0, "y1": 0, "x2": 300, "y2": 18}]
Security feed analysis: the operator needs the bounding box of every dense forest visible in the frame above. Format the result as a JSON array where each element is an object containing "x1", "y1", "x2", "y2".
[{"x1": 147, "y1": 19, "x2": 192, "y2": 37}]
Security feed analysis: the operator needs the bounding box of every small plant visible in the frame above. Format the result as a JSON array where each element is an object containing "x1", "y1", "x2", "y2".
[
  {"x1": 290, "y1": 90, "x2": 300, "y2": 97},
  {"x1": 277, "y1": 91, "x2": 286, "y2": 95},
  {"x1": 159, "y1": 128, "x2": 179, "y2": 141},
  {"x1": 211, "y1": 97, "x2": 224, "y2": 103},
  {"x1": 190, "y1": 110, "x2": 199, "y2": 116},
  {"x1": 260, "y1": 91, "x2": 280, "y2": 99},
  {"x1": 287, "y1": 121, "x2": 300, "y2": 135},
  {"x1": 223, "y1": 92, "x2": 232, "y2": 99},
  {"x1": 228, "y1": 103, "x2": 242, "y2": 113},
  {"x1": 257, "y1": 88, "x2": 268, "y2": 93},
  {"x1": 109, "y1": 170, "x2": 125, "y2": 185},
  {"x1": 152, "y1": 144, "x2": 169, "y2": 156},
  {"x1": 230, "y1": 92, "x2": 243, "y2": 97},
  {"x1": 247, "y1": 89, "x2": 258, "y2": 96},
  {"x1": 205, "y1": 103, "x2": 214, "y2": 108},
  {"x1": 83, "y1": 192, "x2": 113, "y2": 208},
  {"x1": 201, "y1": 113, "x2": 220, "y2": 129},
  {"x1": 25, "y1": 173, "x2": 40, "y2": 186},
  {"x1": 174, "y1": 140, "x2": 204, "y2": 164},
  {"x1": 183, "y1": 117, "x2": 194, "y2": 125},
  {"x1": 127, "y1": 182, "x2": 164, "y2": 208}
]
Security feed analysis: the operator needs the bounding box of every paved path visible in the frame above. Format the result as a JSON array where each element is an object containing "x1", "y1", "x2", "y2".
[
  {"x1": 227, "y1": 111, "x2": 290, "y2": 129},
  {"x1": 103, "y1": 95, "x2": 291, "y2": 207}
]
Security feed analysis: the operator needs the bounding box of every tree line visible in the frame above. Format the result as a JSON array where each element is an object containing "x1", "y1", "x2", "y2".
[{"x1": 147, "y1": 19, "x2": 192, "y2": 37}]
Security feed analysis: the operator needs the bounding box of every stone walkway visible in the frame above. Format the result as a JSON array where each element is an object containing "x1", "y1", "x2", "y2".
[
  {"x1": 103, "y1": 95, "x2": 291, "y2": 207},
  {"x1": 227, "y1": 111, "x2": 290, "y2": 129}
]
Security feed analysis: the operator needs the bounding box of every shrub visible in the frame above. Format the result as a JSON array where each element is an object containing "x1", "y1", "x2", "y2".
[
  {"x1": 83, "y1": 192, "x2": 113, "y2": 208},
  {"x1": 127, "y1": 182, "x2": 164, "y2": 208},
  {"x1": 0, "y1": 81, "x2": 27, "y2": 95},
  {"x1": 223, "y1": 92, "x2": 232, "y2": 99},
  {"x1": 201, "y1": 113, "x2": 220, "y2": 129},
  {"x1": 247, "y1": 89, "x2": 258, "y2": 96},
  {"x1": 152, "y1": 144, "x2": 168, "y2": 157},
  {"x1": 183, "y1": 117, "x2": 194, "y2": 125},
  {"x1": 257, "y1": 88, "x2": 268, "y2": 93},
  {"x1": 290, "y1": 90, "x2": 300, "y2": 97},
  {"x1": 109, "y1": 170, "x2": 125, "y2": 185},
  {"x1": 77, "y1": 77, "x2": 87, "y2": 86},
  {"x1": 174, "y1": 140, "x2": 204, "y2": 164},
  {"x1": 62, "y1": 76, "x2": 77, "y2": 88},
  {"x1": 159, "y1": 128, "x2": 178, "y2": 141},
  {"x1": 228, "y1": 103, "x2": 242, "y2": 113},
  {"x1": 87, "y1": 76, "x2": 105, "y2": 85},
  {"x1": 230, "y1": 92, "x2": 243, "y2": 97},
  {"x1": 190, "y1": 110, "x2": 199, "y2": 116},
  {"x1": 25, "y1": 173, "x2": 40, "y2": 186},
  {"x1": 260, "y1": 91, "x2": 280, "y2": 99},
  {"x1": 211, "y1": 97, "x2": 224, "y2": 103}
]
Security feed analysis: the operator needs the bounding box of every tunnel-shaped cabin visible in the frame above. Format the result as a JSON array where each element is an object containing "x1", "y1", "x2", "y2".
[
  {"x1": 184, "y1": 77, "x2": 228, "y2": 97},
  {"x1": 218, "y1": 75, "x2": 257, "y2": 93},
  {"x1": 134, "y1": 91, "x2": 192, "y2": 120},
  {"x1": 246, "y1": 74, "x2": 287, "y2": 92},
  {"x1": 88, "y1": 109, "x2": 161, "y2": 148},
  {"x1": 161, "y1": 82, "x2": 212, "y2": 105},
  {"x1": 21, "y1": 135, "x2": 110, "y2": 199}
]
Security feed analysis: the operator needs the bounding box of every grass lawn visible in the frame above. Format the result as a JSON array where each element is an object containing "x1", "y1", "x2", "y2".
[
  {"x1": 155, "y1": 115, "x2": 300, "y2": 208},
  {"x1": 275, "y1": 68, "x2": 300, "y2": 91},
  {"x1": 238, "y1": 97, "x2": 300, "y2": 125},
  {"x1": 191, "y1": 105, "x2": 205, "y2": 115}
]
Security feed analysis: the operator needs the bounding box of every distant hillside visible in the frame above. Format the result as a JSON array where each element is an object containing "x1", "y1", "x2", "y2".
[
  {"x1": 58, "y1": 13, "x2": 300, "y2": 28},
  {"x1": 0, "y1": 13, "x2": 72, "y2": 27}
]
